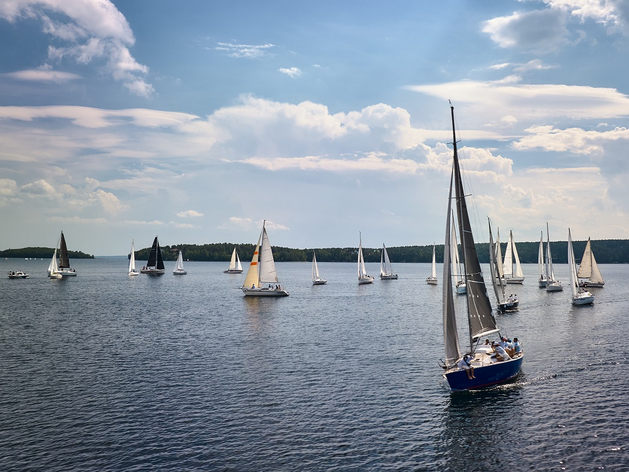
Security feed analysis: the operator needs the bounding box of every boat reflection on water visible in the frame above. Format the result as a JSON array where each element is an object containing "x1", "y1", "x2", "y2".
[{"x1": 439, "y1": 385, "x2": 525, "y2": 469}]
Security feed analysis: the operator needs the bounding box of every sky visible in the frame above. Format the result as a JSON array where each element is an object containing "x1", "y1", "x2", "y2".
[{"x1": 1, "y1": 0, "x2": 629, "y2": 256}]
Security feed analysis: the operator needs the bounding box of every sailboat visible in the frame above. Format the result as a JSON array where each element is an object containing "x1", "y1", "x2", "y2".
[
  {"x1": 426, "y1": 244, "x2": 438, "y2": 285},
  {"x1": 537, "y1": 232, "x2": 547, "y2": 288},
  {"x1": 451, "y1": 213, "x2": 466, "y2": 294},
  {"x1": 545, "y1": 223, "x2": 563, "y2": 292},
  {"x1": 357, "y1": 233, "x2": 374, "y2": 285},
  {"x1": 568, "y1": 229, "x2": 594, "y2": 305},
  {"x1": 489, "y1": 220, "x2": 519, "y2": 312},
  {"x1": 241, "y1": 221, "x2": 289, "y2": 296},
  {"x1": 52, "y1": 231, "x2": 77, "y2": 277},
  {"x1": 224, "y1": 248, "x2": 243, "y2": 274},
  {"x1": 577, "y1": 237, "x2": 605, "y2": 288},
  {"x1": 173, "y1": 250, "x2": 187, "y2": 275},
  {"x1": 128, "y1": 239, "x2": 140, "y2": 276},
  {"x1": 47, "y1": 248, "x2": 62, "y2": 279},
  {"x1": 502, "y1": 230, "x2": 525, "y2": 284},
  {"x1": 140, "y1": 236, "x2": 166, "y2": 275},
  {"x1": 380, "y1": 244, "x2": 398, "y2": 280},
  {"x1": 440, "y1": 104, "x2": 523, "y2": 391},
  {"x1": 311, "y1": 250, "x2": 327, "y2": 285}
]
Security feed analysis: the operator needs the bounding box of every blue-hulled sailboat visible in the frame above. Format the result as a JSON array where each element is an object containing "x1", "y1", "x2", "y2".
[{"x1": 441, "y1": 104, "x2": 523, "y2": 391}]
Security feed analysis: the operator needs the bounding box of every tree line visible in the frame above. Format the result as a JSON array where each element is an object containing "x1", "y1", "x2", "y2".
[{"x1": 2, "y1": 239, "x2": 628, "y2": 264}]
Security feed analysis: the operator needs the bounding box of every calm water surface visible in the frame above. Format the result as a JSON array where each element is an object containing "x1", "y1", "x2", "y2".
[{"x1": 1, "y1": 258, "x2": 628, "y2": 471}]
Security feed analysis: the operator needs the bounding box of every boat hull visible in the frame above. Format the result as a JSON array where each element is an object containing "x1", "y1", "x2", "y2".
[
  {"x1": 173, "y1": 270, "x2": 187, "y2": 275},
  {"x1": 128, "y1": 270, "x2": 140, "y2": 277},
  {"x1": 224, "y1": 269, "x2": 243, "y2": 274},
  {"x1": 312, "y1": 279, "x2": 327, "y2": 285},
  {"x1": 358, "y1": 276, "x2": 374, "y2": 285},
  {"x1": 141, "y1": 268, "x2": 165, "y2": 275},
  {"x1": 538, "y1": 278, "x2": 547, "y2": 288},
  {"x1": 426, "y1": 277, "x2": 438, "y2": 285},
  {"x1": 456, "y1": 283, "x2": 467, "y2": 295},
  {"x1": 579, "y1": 280, "x2": 604, "y2": 288},
  {"x1": 445, "y1": 356, "x2": 523, "y2": 391},
  {"x1": 241, "y1": 287, "x2": 289, "y2": 297},
  {"x1": 58, "y1": 269, "x2": 77, "y2": 277},
  {"x1": 380, "y1": 274, "x2": 398, "y2": 280},
  {"x1": 497, "y1": 300, "x2": 519, "y2": 312},
  {"x1": 505, "y1": 277, "x2": 524, "y2": 284},
  {"x1": 573, "y1": 293, "x2": 594, "y2": 305},
  {"x1": 546, "y1": 282, "x2": 563, "y2": 292}
]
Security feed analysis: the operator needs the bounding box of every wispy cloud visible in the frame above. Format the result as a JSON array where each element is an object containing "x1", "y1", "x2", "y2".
[
  {"x1": 3, "y1": 64, "x2": 81, "y2": 82},
  {"x1": 0, "y1": 0, "x2": 153, "y2": 97},
  {"x1": 215, "y1": 42, "x2": 274, "y2": 58},
  {"x1": 176, "y1": 210, "x2": 203, "y2": 218},
  {"x1": 279, "y1": 67, "x2": 302, "y2": 78}
]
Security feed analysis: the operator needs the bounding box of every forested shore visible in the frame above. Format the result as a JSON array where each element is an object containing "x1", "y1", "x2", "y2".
[{"x1": 3, "y1": 239, "x2": 628, "y2": 264}]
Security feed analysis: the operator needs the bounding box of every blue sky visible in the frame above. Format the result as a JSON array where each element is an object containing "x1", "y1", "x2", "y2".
[{"x1": 1, "y1": 0, "x2": 629, "y2": 256}]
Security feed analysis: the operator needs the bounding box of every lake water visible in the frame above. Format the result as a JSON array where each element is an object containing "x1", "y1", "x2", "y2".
[{"x1": 1, "y1": 258, "x2": 628, "y2": 471}]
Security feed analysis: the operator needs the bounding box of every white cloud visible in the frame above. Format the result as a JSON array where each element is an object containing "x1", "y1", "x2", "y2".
[
  {"x1": 170, "y1": 221, "x2": 196, "y2": 229},
  {"x1": 279, "y1": 67, "x2": 302, "y2": 78},
  {"x1": 3, "y1": 64, "x2": 81, "y2": 83},
  {"x1": 482, "y1": 9, "x2": 571, "y2": 53},
  {"x1": 0, "y1": 0, "x2": 152, "y2": 97},
  {"x1": 215, "y1": 42, "x2": 275, "y2": 58},
  {"x1": 177, "y1": 210, "x2": 204, "y2": 218}
]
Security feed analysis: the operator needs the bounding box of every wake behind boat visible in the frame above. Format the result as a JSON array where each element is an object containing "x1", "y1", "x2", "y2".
[
  {"x1": 241, "y1": 221, "x2": 289, "y2": 297},
  {"x1": 440, "y1": 104, "x2": 523, "y2": 391},
  {"x1": 141, "y1": 236, "x2": 166, "y2": 275}
]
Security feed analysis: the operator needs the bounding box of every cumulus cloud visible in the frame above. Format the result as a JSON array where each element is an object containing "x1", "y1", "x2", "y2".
[
  {"x1": 0, "y1": 0, "x2": 153, "y2": 97},
  {"x1": 177, "y1": 210, "x2": 204, "y2": 218},
  {"x1": 279, "y1": 67, "x2": 302, "y2": 78},
  {"x1": 482, "y1": 9, "x2": 571, "y2": 53},
  {"x1": 214, "y1": 42, "x2": 274, "y2": 58}
]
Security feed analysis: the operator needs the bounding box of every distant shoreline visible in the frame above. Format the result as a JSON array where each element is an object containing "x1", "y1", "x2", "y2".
[{"x1": 3, "y1": 239, "x2": 628, "y2": 264}]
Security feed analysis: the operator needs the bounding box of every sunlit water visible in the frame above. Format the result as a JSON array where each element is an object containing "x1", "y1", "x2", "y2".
[{"x1": 1, "y1": 258, "x2": 628, "y2": 471}]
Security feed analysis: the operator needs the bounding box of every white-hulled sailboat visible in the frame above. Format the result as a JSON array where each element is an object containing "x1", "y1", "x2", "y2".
[
  {"x1": 489, "y1": 220, "x2": 518, "y2": 312},
  {"x1": 545, "y1": 223, "x2": 563, "y2": 292},
  {"x1": 503, "y1": 230, "x2": 525, "y2": 284},
  {"x1": 380, "y1": 244, "x2": 398, "y2": 280},
  {"x1": 241, "y1": 221, "x2": 289, "y2": 296},
  {"x1": 56, "y1": 231, "x2": 77, "y2": 277},
  {"x1": 173, "y1": 250, "x2": 187, "y2": 275},
  {"x1": 537, "y1": 232, "x2": 547, "y2": 288},
  {"x1": 357, "y1": 233, "x2": 374, "y2": 285},
  {"x1": 569, "y1": 229, "x2": 594, "y2": 305},
  {"x1": 577, "y1": 237, "x2": 605, "y2": 288},
  {"x1": 141, "y1": 236, "x2": 166, "y2": 275},
  {"x1": 440, "y1": 104, "x2": 523, "y2": 391},
  {"x1": 224, "y1": 248, "x2": 243, "y2": 274},
  {"x1": 128, "y1": 239, "x2": 140, "y2": 276},
  {"x1": 47, "y1": 248, "x2": 62, "y2": 279},
  {"x1": 426, "y1": 244, "x2": 438, "y2": 285},
  {"x1": 312, "y1": 250, "x2": 327, "y2": 285}
]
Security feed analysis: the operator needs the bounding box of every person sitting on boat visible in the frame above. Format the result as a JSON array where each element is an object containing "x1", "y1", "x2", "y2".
[
  {"x1": 457, "y1": 354, "x2": 476, "y2": 379},
  {"x1": 512, "y1": 338, "x2": 522, "y2": 357},
  {"x1": 492, "y1": 342, "x2": 511, "y2": 362}
]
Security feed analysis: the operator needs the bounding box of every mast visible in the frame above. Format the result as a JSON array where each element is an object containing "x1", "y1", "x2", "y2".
[{"x1": 450, "y1": 104, "x2": 497, "y2": 350}]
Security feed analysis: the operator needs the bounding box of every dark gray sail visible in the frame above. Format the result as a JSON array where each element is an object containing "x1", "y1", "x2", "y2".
[
  {"x1": 443, "y1": 170, "x2": 461, "y2": 367},
  {"x1": 58, "y1": 231, "x2": 70, "y2": 269},
  {"x1": 450, "y1": 105, "x2": 498, "y2": 349},
  {"x1": 156, "y1": 238, "x2": 165, "y2": 270}
]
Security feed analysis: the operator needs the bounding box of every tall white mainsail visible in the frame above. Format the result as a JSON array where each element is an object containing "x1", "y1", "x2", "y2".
[
  {"x1": 229, "y1": 248, "x2": 238, "y2": 271},
  {"x1": 538, "y1": 232, "x2": 546, "y2": 285},
  {"x1": 48, "y1": 248, "x2": 59, "y2": 278},
  {"x1": 259, "y1": 224, "x2": 279, "y2": 284},
  {"x1": 129, "y1": 239, "x2": 139, "y2": 275},
  {"x1": 577, "y1": 237, "x2": 604, "y2": 286}
]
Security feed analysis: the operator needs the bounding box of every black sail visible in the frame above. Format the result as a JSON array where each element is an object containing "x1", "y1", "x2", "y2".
[
  {"x1": 58, "y1": 232, "x2": 70, "y2": 269},
  {"x1": 450, "y1": 105, "x2": 498, "y2": 349},
  {"x1": 147, "y1": 237, "x2": 158, "y2": 267},
  {"x1": 156, "y1": 238, "x2": 165, "y2": 270}
]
